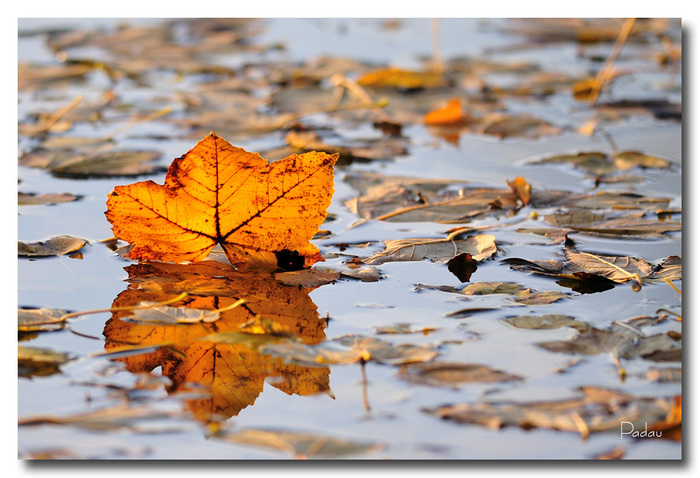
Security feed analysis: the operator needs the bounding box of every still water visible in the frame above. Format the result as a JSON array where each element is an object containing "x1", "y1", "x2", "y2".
[{"x1": 17, "y1": 18, "x2": 681, "y2": 459}]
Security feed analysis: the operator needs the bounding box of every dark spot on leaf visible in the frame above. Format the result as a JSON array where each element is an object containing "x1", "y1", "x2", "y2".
[{"x1": 276, "y1": 249, "x2": 305, "y2": 271}]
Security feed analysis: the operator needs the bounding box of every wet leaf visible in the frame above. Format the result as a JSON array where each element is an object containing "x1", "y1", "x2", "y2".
[
  {"x1": 507, "y1": 176, "x2": 531, "y2": 206},
  {"x1": 19, "y1": 405, "x2": 183, "y2": 433},
  {"x1": 530, "y1": 150, "x2": 672, "y2": 176},
  {"x1": 20, "y1": 147, "x2": 166, "y2": 178},
  {"x1": 285, "y1": 130, "x2": 408, "y2": 164},
  {"x1": 399, "y1": 362, "x2": 522, "y2": 388},
  {"x1": 424, "y1": 386, "x2": 678, "y2": 438},
  {"x1": 18, "y1": 192, "x2": 82, "y2": 206},
  {"x1": 364, "y1": 232, "x2": 496, "y2": 265},
  {"x1": 18, "y1": 307, "x2": 70, "y2": 332},
  {"x1": 650, "y1": 255, "x2": 682, "y2": 281},
  {"x1": 18, "y1": 235, "x2": 88, "y2": 257},
  {"x1": 539, "y1": 211, "x2": 681, "y2": 238},
  {"x1": 18, "y1": 345, "x2": 72, "y2": 377},
  {"x1": 213, "y1": 427, "x2": 384, "y2": 459},
  {"x1": 261, "y1": 334, "x2": 438, "y2": 366},
  {"x1": 344, "y1": 172, "x2": 592, "y2": 224},
  {"x1": 424, "y1": 98, "x2": 467, "y2": 125},
  {"x1": 274, "y1": 269, "x2": 341, "y2": 288},
  {"x1": 503, "y1": 250, "x2": 655, "y2": 290},
  {"x1": 478, "y1": 113, "x2": 562, "y2": 139},
  {"x1": 374, "y1": 323, "x2": 437, "y2": 335},
  {"x1": 646, "y1": 367, "x2": 682, "y2": 383},
  {"x1": 502, "y1": 314, "x2": 590, "y2": 333},
  {"x1": 537, "y1": 322, "x2": 680, "y2": 360},
  {"x1": 357, "y1": 67, "x2": 446, "y2": 89},
  {"x1": 105, "y1": 133, "x2": 338, "y2": 268}
]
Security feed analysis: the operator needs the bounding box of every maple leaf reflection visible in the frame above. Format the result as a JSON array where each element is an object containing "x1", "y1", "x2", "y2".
[{"x1": 103, "y1": 260, "x2": 330, "y2": 422}]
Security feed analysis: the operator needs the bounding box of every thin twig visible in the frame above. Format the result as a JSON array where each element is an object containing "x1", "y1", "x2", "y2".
[{"x1": 588, "y1": 18, "x2": 636, "y2": 105}]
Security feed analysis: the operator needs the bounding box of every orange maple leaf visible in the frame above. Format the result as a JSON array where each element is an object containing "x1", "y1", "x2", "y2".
[{"x1": 105, "y1": 132, "x2": 338, "y2": 269}]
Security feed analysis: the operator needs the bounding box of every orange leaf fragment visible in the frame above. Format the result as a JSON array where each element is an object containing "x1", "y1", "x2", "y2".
[
  {"x1": 424, "y1": 99, "x2": 467, "y2": 125},
  {"x1": 105, "y1": 133, "x2": 338, "y2": 269},
  {"x1": 507, "y1": 176, "x2": 532, "y2": 206}
]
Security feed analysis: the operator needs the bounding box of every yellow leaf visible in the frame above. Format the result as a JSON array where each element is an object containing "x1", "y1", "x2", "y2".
[
  {"x1": 105, "y1": 133, "x2": 338, "y2": 268},
  {"x1": 357, "y1": 67, "x2": 444, "y2": 89}
]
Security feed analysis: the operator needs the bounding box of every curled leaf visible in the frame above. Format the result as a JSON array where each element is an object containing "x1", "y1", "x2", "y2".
[{"x1": 18, "y1": 235, "x2": 88, "y2": 257}]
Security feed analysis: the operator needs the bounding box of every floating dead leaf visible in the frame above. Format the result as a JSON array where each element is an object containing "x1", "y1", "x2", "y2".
[
  {"x1": 18, "y1": 62, "x2": 92, "y2": 91},
  {"x1": 399, "y1": 362, "x2": 522, "y2": 388},
  {"x1": 537, "y1": 319, "x2": 680, "y2": 361},
  {"x1": 18, "y1": 192, "x2": 82, "y2": 206},
  {"x1": 646, "y1": 367, "x2": 682, "y2": 383},
  {"x1": 478, "y1": 113, "x2": 562, "y2": 139},
  {"x1": 424, "y1": 385, "x2": 677, "y2": 438},
  {"x1": 18, "y1": 307, "x2": 70, "y2": 332},
  {"x1": 364, "y1": 231, "x2": 496, "y2": 265},
  {"x1": 530, "y1": 150, "x2": 672, "y2": 176},
  {"x1": 373, "y1": 323, "x2": 437, "y2": 335},
  {"x1": 507, "y1": 176, "x2": 531, "y2": 206},
  {"x1": 18, "y1": 345, "x2": 72, "y2": 378},
  {"x1": 461, "y1": 282, "x2": 526, "y2": 296},
  {"x1": 19, "y1": 404, "x2": 182, "y2": 433},
  {"x1": 261, "y1": 334, "x2": 438, "y2": 367},
  {"x1": 650, "y1": 255, "x2": 682, "y2": 282},
  {"x1": 106, "y1": 133, "x2": 337, "y2": 268},
  {"x1": 424, "y1": 98, "x2": 468, "y2": 125},
  {"x1": 19, "y1": 146, "x2": 166, "y2": 178},
  {"x1": 18, "y1": 235, "x2": 88, "y2": 257},
  {"x1": 213, "y1": 427, "x2": 384, "y2": 459},
  {"x1": 534, "y1": 210, "x2": 682, "y2": 239},
  {"x1": 357, "y1": 67, "x2": 446, "y2": 89},
  {"x1": 502, "y1": 314, "x2": 590, "y2": 333},
  {"x1": 503, "y1": 249, "x2": 655, "y2": 291},
  {"x1": 285, "y1": 130, "x2": 408, "y2": 164},
  {"x1": 275, "y1": 269, "x2": 341, "y2": 288}
]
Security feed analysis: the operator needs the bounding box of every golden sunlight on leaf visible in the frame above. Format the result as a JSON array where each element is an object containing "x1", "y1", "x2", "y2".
[{"x1": 105, "y1": 133, "x2": 337, "y2": 269}]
